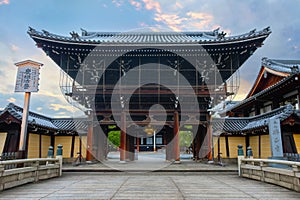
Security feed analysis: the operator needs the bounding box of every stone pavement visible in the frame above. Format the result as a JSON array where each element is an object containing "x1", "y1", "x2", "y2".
[
  {"x1": 1, "y1": 172, "x2": 300, "y2": 199},
  {"x1": 63, "y1": 152, "x2": 238, "y2": 173}
]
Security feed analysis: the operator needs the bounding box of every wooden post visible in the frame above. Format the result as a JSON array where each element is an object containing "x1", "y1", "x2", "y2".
[
  {"x1": 136, "y1": 137, "x2": 140, "y2": 152},
  {"x1": 207, "y1": 114, "x2": 213, "y2": 160},
  {"x1": 174, "y1": 111, "x2": 180, "y2": 163},
  {"x1": 166, "y1": 126, "x2": 173, "y2": 161},
  {"x1": 18, "y1": 92, "x2": 31, "y2": 158},
  {"x1": 86, "y1": 114, "x2": 94, "y2": 162},
  {"x1": 120, "y1": 111, "x2": 126, "y2": 163}
]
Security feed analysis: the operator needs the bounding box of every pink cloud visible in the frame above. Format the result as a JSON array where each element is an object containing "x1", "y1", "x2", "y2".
[
  {"x1": 130, "y1": 0, "x2": 142, "y2": 10},
  {"x1": 7, "y1": 97, "x2": 16, "y2": 103},
  {"x1": 112, "y1": 0, "x2": 123, "y2": 7},
  {"x1": 154, "y1": 13, "x2": 187, "y2": 31},
  {"x1": 142, "y1": 0, "x2": 161, "y2": 13},
  {"x1": 0, "y1": 0, "x2": 9, "y2": 5},
  {"x1": 10, "y1": 44, "x2": 20, "y2": 51}
]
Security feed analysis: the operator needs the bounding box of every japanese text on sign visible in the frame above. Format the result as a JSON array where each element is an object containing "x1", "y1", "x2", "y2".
[{"x1": 15, "y1": 66, "x2": 40, "y2": 92}]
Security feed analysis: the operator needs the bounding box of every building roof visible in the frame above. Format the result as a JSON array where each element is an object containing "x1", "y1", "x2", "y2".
[
  {"x1": 262, "y1": 57, "x2": 300, "y2": 74},
  {"x1": 28, "y1": 27, "x2": 271, "y2": 45},
  {"x1": 246, "y1": 58, "x2": 300, "y2": 98},
  {"x1": 213, "y1": 104, "x2": 296, "y2": 134},
  {"x1": 0, "y1": 103, "x2": 87, "y2": 133},
  {"x1": 223, "y1": 72, "x2": 300, "y2": 114}
]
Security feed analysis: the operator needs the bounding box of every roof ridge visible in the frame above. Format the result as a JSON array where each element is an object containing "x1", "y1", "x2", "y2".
[{"x1": 28, "y1": 27, "x2": 271, "y2": 44}]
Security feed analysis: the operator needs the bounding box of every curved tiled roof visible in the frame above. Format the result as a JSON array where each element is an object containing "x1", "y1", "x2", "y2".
[
  {"x1": 0, "y1": 103, "x2": 87, "y2": 132},
  {"x1": 262, "y1": 57, "x2": 300, "y2": 74},
  {"x1": 28, "y1": 27, "x2": 271, "y2": 45},
  {"x1": 224, "y1": 73, "x2": 300, "y2": 113},
  {"x1": 213, "y1": 104, "x2": 295, "y2": 134}
]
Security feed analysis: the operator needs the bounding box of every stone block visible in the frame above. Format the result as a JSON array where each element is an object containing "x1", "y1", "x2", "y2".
[
  {"x1": 280, "y1": 174, "x2": 293, "y2": 184},
  {"x1": 2, "y1": 174, "x2": 18, "y2": 183},
  {"x1": 4, "y1": 177, "x2": 35, "y2": 190}
]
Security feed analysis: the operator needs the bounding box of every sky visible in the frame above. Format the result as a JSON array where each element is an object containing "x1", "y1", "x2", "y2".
[{"x1": 0, "y1": 0, "x2": 299, "y2": 118}]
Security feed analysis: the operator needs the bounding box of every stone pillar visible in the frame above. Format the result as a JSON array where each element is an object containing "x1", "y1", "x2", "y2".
[
  {"x1": 247, "y1": 146, "x2": 253, "y2": 159},
  {"x1": 237, "y1": 144, "x2": 244, "y2": 176},
  {"x1": 47, "y1": 146, "x2": 54, "y2": 158},
  {"x1": 174, "y1": 111, "x2": 180, "y2": 163},
  {"x1": 56, "y1": 144, "x2": 63, "y2": 176},
  {"x1": 120, "y1": 111, "x2": 126, "y2": 163}
]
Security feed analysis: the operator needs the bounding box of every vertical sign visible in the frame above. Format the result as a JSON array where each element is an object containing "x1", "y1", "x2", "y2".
[
  {"x1": 14, "y1": 60, "x2": 43, "y2": 158},
  {"x1": 15, "y1": 65, "x2": 40, "y2": 92},
  {"x1": 268, "y1": 116, "x2": 283, "y2": 158}
]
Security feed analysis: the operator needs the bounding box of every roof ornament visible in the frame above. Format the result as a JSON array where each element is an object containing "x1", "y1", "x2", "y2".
[
  {"x1": 70, "y1": 31, "x2": 80, "y2": 40},
  {"x1": 263, "y1": 26, "x2": 271, "y2": 33},
  {"x1": 291, "y1": 65, "x2": 299, "y2": 74},
  {"x1": 28, "y1": 27, "x2": 36, "y2": 34},
  {"x1": 217, "y1": 31, "x2": 226, "y2": 39},
  {"x1": 213, "y1": 27, "x2": 220, "y2": 36},
  {"x1": 249, "y1": 29, "x2": 256, "y2": 35},
  {"x1": 80, "y1": 28, "x2": 88, "y2": 36},
  {"x1": 42, "y1": 30, "x2": 50, "y2": 36}
]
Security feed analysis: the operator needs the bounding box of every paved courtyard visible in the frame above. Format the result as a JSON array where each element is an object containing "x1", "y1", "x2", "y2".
[{"x1": 1, "y1": 172, "x2": 300, "y2": 199}]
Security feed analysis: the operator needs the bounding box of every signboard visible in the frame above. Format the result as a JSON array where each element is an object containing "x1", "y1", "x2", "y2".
[
  {"x1": 15, "y1": 66, "x2": 40, "y2": 92},
  {"x1": 268, "y1": 117, "x2": 283, "y2": 157}
]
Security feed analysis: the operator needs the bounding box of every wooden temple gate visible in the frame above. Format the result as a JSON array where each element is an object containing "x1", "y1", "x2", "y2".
[{"x1": 28, "y1": 27, "x2": 271, "y2": 162}]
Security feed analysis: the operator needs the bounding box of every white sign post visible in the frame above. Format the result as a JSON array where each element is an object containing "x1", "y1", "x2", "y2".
[{"x1": 14, "y1": 60, "x2": 43, "y2": 158}]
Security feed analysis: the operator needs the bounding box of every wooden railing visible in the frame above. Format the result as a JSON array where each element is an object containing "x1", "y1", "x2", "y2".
[
  {"x1": 240, "y1": 158, "x2": 300, "y2": 192},
  {"x1": 0, "y1": 158, "x2": 61, "y2": 191}
]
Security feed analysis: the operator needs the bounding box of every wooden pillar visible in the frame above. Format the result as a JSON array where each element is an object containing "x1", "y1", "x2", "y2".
[
  {"x1": 259, "y1": 134, "x2": 261, "y2": 158},
  {"x1": 86, "y1": 115, "x2": 94, "y2": 162},
  {"x1": 297, "y1": 89, "x2": 300, "y2": 109},
  {"x1": 225, "y1": 135, "x2": 230, "y2": 158},
  {"x1": 192, "y1": 126, "x2": 197, "y2": 160},
  {"x1": 120, "y1": 111, "x2": 126, "y2": 162},
  {"x1": 136, "y1": 137, "x2": 140, "y2": 152},
  {"x1": 127, "y1": 135, "x2": 134, "y2": 161},
  {"x1": 125, "y1": 134, "x2": 130, "y2": 161},
  {"x1": 97, "y1": 125, "x2": 108, "y2": 161},
  {"x1": 165, "y1": 126, "x2": 173, "y2": 161},
  {"x1": 174, "y1": 111, "x2": 180, "y2": 162},
  {"x1": 194, "y1": 125, "x2": 202, "y2": 160},
  {"x1": 70, "y1": 135, "x2": 75, "y2": 158},
  {"x1": 207, "y1": 114, "x2": 213, "y2": 160},
  {"x1": 39, "y1": 133, "x2": 42, "y2": 158}
]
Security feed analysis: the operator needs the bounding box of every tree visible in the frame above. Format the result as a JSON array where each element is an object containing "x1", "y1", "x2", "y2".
[
  {"x1": 108, "y1": 131, "x2": 120, "y2": 148},
  {"x1": 179, "y1": 130, "x2": 193, "y2": 150}
]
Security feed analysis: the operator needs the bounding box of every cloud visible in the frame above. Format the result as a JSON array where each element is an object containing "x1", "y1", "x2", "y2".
[
  {"x1": 154, "y1": 13, "x2": 187, "y2": 31},
  {"x1": 36, "y1": 107, "x2": 43, "y2": 111},
  {"x1": 233, "y1": 79, "x2": 253, "y2": 101},
  {"x1": 10, "y1": 44, "x2": 20, "y2": 51},
  {"x1": 142, "y1": 0, "x2": 161, "y2": 13},
  {"x1": 129, "y1": 0, "x2": 142, "y2": 10},
  {"x1": 49, "y1": 103, "x2": 78, "y2": 113},
  {"x1": 7, "y1": 97, "x2": 16, "y2": 103},
  {"x1": 0, "y1": 0, "x2": 9, "y2": 5},
  {"x1": 112, "y1": 0, "x2": 124, "y2": 7},
  {"x1": 130, "y1": 1, "x2": 219, "y2": 32}
]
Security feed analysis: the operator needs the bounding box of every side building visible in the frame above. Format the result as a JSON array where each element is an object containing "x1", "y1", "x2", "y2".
[
  {"x1": 0, "y1": 103, "x2": 88, "y2": 160},
  {"x1": 213, "y1": 58, "x2": 300, "y2": 160}
]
